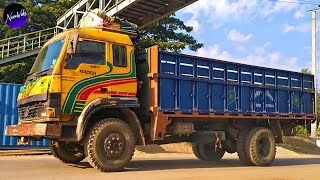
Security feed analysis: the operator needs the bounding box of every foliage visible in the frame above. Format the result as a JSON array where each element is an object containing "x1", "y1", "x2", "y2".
[
  {"x1": 136, "y1": 14, "x2": 204, "y2": 53},
  {"x1": 295, "y1": 125, "x2": 309, "y2": 135},
  {"x1": 301, "y1": 69, "x2": 311, "y2": 74},
  {"x1": 0, "y1": 58, "x2": 35, "y2": 84}
]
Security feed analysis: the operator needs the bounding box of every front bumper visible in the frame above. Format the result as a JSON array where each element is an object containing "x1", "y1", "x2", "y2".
[{"x1": 5, "y1": 123, "x2": 61, "y2": 138}]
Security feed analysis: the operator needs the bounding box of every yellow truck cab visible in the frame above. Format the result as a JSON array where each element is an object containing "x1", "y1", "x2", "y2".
[{"x1": 18, "y1": 27, "x2": 138, "y2": 121}]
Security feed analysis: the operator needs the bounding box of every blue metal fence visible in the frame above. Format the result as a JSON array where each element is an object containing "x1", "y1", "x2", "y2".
[{"x1": 0, "y1": 83, "x2": 49, "y2": 149}]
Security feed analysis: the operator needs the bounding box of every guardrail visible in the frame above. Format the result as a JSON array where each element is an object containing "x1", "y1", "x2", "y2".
[{"x1": 0, "y1": 27, "x2": 59, "y2": 60}]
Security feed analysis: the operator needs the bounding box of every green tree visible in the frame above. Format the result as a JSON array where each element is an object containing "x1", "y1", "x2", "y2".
[
  {"x1": 301, "y1": 69, "x2": 311, "y2": 74},
  {"x1": 136, "y1": 14, "x2": 203, "y2": 53},
  {"x1": 0, "y1": 58, "x2": 35, "y2": 84}
]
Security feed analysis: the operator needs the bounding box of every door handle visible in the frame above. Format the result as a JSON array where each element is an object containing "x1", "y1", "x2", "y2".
[{"x1": 100, "y1": 88, "x2": 108, "y2": 93}]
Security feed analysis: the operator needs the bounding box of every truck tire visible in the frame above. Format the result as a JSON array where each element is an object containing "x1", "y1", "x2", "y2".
[
  {"x1": 192, "y1": 143, "x2": 205, "y2": 160},
  {"x1": 49, "y1": 140, "x2": 85, "y2": 164},
  {"x1": 222, "y1": 138, "x2": 237, "y2": 154},
  {"x1": 85, "y1": 118, "x2": 135, "y2": 172},
  {"x1": 193, "y1": 143, "x2": 225, "y2": 161},
  {"x1": 245, "y1": 127, "x2": 276, "y2": 166},
  {"x1": 236, "y1": 128, "x2": 252, "y2": 165},
  {"x1": 199, "y1": 143, "x2": 225, "y2": 161}
]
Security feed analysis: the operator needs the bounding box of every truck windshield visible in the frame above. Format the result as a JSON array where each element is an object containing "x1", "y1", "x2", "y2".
[{"x1": 30, "y1": 39, "x2": 64, "y2": 74}]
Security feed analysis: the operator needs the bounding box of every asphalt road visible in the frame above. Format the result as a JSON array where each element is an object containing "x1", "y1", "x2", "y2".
[{"x1": 0, "y1": 148, "x2": 320, "y2": 180}]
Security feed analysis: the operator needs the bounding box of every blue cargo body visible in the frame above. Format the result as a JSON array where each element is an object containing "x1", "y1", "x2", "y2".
[
  {"x1": 157, "y1": 51, "x2": 315, "y2": 116},
  {"x1": 0, "y1": 83, "x2": 49, "y2": 149}
]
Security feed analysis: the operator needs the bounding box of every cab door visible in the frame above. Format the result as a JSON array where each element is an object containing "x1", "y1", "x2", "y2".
[
  {"x1": 61, "y1": 39, "x2": 111, "y2": 114},
  {"x1": 109, "y1": 43, "x2": 137, "y2": 97}
]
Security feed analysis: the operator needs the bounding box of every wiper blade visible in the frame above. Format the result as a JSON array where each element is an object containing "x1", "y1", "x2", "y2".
[
  {"x1": 24, "y1": 72, "x2": 34, "y2": 82},
  {"x1": 25, "y1": 69, "x2": 53, "y2": 82}
]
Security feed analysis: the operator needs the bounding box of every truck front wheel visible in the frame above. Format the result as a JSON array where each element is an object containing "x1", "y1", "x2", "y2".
[
  {"x1": 192, "y1": 143, "x2": 225, "y2": 161},
  {"x1": 85, "y1": 118, "x2": 135, "y2": 172},
  {"x1": 50, "y1": 140, "x2": 85, "y2": 164},
  {"x1": 245, "y1": 127, "x2": 276, "y2": 166}
]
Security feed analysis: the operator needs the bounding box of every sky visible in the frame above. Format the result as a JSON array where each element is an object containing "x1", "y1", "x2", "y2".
[{"x1": 176, "y1": 0, "x2": 320, "y2": 79}]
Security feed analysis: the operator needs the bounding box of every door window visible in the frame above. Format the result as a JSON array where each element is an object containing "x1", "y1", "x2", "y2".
[
  {"x1": 113, "y1": 45, "x2": 127, "y2": 67},
  {"x1": 66, "y1": 40, "x2": 105, "y2": 69}
]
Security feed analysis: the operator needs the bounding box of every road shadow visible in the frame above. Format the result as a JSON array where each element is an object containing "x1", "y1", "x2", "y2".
[
  {"x1": 273, "y1": 157, "x2": 320, "y2": 166},
  {"x1": 68, "y1": 157, "x2": 320, "y2": 172}
]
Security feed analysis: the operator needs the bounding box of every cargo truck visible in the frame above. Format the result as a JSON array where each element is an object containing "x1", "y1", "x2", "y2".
[{"x1": 5, "y1": 26, "x2": 316, "y2": 172}]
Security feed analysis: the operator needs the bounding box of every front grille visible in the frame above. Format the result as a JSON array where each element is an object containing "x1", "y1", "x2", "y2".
[{"x1": 18, "y1": 103, "x2": 45, "y2": 120}]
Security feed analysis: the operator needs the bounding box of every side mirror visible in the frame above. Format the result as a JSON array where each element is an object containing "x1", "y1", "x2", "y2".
[
  {"x1": 65, "y1": 33, "x2": 79, "y2": 69},
  {"x1": 67, "y1": 33, "x2": 78, "y2": 54}
]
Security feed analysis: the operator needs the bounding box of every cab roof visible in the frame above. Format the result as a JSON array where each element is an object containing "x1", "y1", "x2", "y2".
[{"x1": 45, "y1": 27, "x2": 135, "y2": 47}]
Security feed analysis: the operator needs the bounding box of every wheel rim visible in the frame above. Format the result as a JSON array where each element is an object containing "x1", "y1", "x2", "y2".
[
  {"x1": 257, "y1": 136, "x2": 271, "y2": 159},
  {"x1": 103, "y1": 133, "x2": 126, "y2": 160}
]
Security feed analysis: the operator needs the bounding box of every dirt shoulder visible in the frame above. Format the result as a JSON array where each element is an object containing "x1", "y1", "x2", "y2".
[{"x1": 278, "y1": 136, "x2": 320, "y2": 155}]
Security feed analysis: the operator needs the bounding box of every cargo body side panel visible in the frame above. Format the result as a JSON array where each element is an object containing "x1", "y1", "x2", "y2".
[
  {"x1": 156, "y1": 51, "x2": 315, "y2": 116},
  {"x1": 0, "y1": 83, "x2": 49, "y2": 149}
]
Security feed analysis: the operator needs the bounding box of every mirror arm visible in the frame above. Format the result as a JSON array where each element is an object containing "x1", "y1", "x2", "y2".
[{"x1": 64, "y1": 54, "x2": 73, "y2": 68}]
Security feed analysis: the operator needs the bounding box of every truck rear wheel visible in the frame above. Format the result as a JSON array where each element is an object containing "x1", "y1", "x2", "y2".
[
  {"x1": 236, "y1": 128, "x2": 252, "y2": 165},
  {"x1": 192, "y1": 143, "x2": 225, "y2": 161},
  {"x1": 192, "y1": 143, "x2": 205, "y2": 160},
  {"x1": 50, "y1": 140, "x2": 85, "y2": 164},
  {"x1": 245, "y1": 127, "x2": 276, "y2": 166},
  {"x1": 85, "y1": 118, "x2": 135, "y2": 172},
  {"x1": 222, "y1": 138, "x2": 237, "y2": 154}
]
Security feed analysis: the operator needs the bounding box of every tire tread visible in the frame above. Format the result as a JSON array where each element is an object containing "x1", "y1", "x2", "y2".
[
  {"x1": 236, "y1": 128, "x2": 252, "y2": 165},
  {"x1": 245, "y1": 127, "x2": 276, "y2": 166},
  {"x1": 49, "y1": 141, "x2": 85, "y2": 164},
  {"x1": 86, "y1": 118, "x2": 135, "y2": 172},
  {"x1": 192, "y1": 143, "x2": 204, "y2": 160}
]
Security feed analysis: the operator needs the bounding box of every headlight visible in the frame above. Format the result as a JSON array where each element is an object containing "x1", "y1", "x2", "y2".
[{"x1": 38, "y1": 107, "x2": 55, "y2": 117}]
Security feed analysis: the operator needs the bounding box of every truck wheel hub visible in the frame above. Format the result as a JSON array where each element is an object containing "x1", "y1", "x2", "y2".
[
  {"x1": 103, "y1": 133, "x2": 125, "y2": 159},
  {"x1": 258, "y1": 137, "x2": 270, "y2": 158}
]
